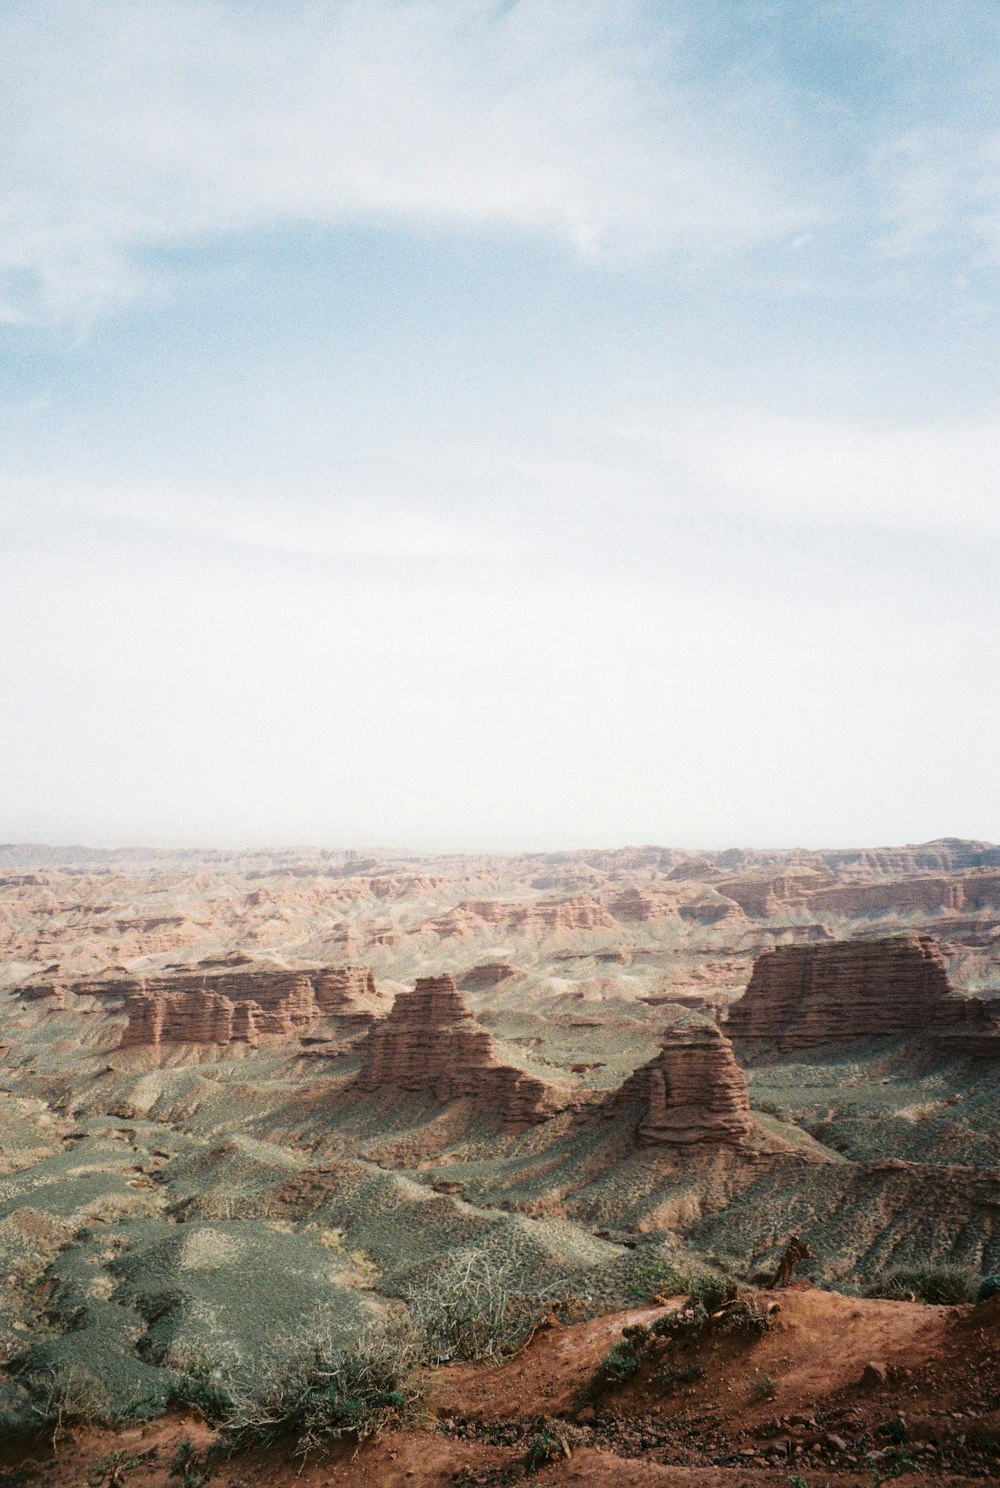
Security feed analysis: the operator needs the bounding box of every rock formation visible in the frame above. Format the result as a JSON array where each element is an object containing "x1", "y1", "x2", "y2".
[
  {"x1": 429, "y1": 895, "x2": 615, "y2": 938},
  {"x1": 354, "y1": 974, "x2": 567, "y2": 1124},
  {"x1": 313, "y1": 966, "x2": 390, "y2": 1027},
  {"x1": 115, "y1": 965, "x2": 383, "y2": 1050},
  {"x1": 606, "y1": 1024, "x2": 753, "y2": 1146},
  {"x1": 727, "y1": 935, "x2": 999, "y2": 1050},
  {"x1": 458, "y1": 962, "x2": 524, "y2": 990},
  {"x1": 717, "y1": 868, "x2": 836, "y2": 918}
]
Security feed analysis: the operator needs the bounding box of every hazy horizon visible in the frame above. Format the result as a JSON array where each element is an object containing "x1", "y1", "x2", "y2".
[{"x1": 3, "y1": 2, "x2": 999, "y2": 848}]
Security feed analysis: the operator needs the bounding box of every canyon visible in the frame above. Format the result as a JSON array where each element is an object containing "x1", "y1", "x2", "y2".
[{"x1": 1, "y1": 838, "x2": 1000, "y2": 1487}]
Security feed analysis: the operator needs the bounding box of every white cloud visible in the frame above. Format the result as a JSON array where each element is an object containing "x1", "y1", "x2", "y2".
[
  {"x1": 0, "y1": 0, "x2": 809, "y2": 318},
  {"x1": 624, "y1": 405, "x2": 1000, "y2": 536},
  {"x1": 0, "y1": 473, "x2": 500, "y2": 561}
]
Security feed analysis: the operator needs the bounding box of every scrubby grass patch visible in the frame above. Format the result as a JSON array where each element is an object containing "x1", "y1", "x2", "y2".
[
  {"x1": 864, "y1": 1266, "x2": 977, "y2": 1305},
  {"x1": 586, "y1": 1276, "x2": 773, "y2": 1398},
  {"x1": 523, "y1": 1419, "x2": 584, "y2": 1471},
  {"x1": 221, "y1": 1313, "x2": 421, "y2": 1457},
  {"x1": 406, "y1": 1249, "x2": 563, "y2": 1362}
]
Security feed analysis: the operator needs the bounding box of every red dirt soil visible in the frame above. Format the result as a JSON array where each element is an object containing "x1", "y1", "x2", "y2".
[{"x1": 4, "y1": 1287, "x2": 1000, "y2": 1487}]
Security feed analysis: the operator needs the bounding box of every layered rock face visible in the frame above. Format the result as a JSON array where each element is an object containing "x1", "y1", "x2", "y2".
[
  {"x1": 606, "y1": 1025, "x2": 753, "y2": 1146},
  {"x1": 727, "y1": 935, "x2": 998, "y2": 1049},
  {"x1": 607, "y1": 885, "x2": 746, "y2": 926},
  {"x1": 458, "y1": 962, "x2": 524, "y2": 990},
  {"x1": 354, "y1": 974, "x2": 565, "y2": 1124},
  {"x1": 313, "y1": 967, "x2": 390, "y2": 1027},
  {"x1": 118, "y1": 965, "x2": 383, "y2": 1049},
  {"x1": 718, "y1": 869, "x2": 836, "y2": 918},
  {"x1": 430, "y1": 895, "x2": 615, "y2": 938}
]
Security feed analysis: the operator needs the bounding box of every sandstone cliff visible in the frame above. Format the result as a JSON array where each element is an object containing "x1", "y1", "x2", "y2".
[
  {"x1": 353, "y1": 973, "x2": 567, "y2": 1124},
  {"x1": 429, "y1": 895, "x2": 615, "y2": 939},
  {"x1": 727, "y1": 935, "x2": 998, "y2": 1050},
  {"x1": 458, "y1": 962, "x2": 524, "y2": 990},
  {"x1": 116, "y1": 965, "x2": 383, "y2": 1049},
  {"x1": 605, "y1": 1024, "x2": 753, "y2": 1146}
]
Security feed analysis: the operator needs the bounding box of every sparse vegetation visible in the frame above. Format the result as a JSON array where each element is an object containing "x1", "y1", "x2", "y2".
[
  {"x1": 751, "y1": 1369, "x2": 776, "y2": 1400},
  {"x1": 864, "y1": 1266, "x2": 977, "y2": 1305},
  {"x1": 27, "y1": 1365, "x2": 114, "y2": 1445},
  {"x1": 523, "y1": 1419, "x2": 584, "y2": 1471},
  {"x1": 221, "y1": 1316, "x2": 421, "y2": 1457},
  {"x1": 407, "y1": 1251, "x2": 558, "y2": 1363},
  {"x1": 589, "y1": 1339, "x2": 643, "y2": 1392}
]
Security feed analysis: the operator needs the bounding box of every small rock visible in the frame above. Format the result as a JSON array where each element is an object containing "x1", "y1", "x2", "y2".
[{"x1": 860, "y1": 1360, "x2": 889, "y2": 1389}]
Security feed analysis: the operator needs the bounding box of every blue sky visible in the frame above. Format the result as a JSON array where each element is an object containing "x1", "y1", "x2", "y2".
[{"x1": 1, "y1": 0, "x2": 998, "y2": 849}]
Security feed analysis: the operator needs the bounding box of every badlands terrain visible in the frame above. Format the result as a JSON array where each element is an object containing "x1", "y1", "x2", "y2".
[{"x1": 2, "y1": 836, "x2": 1000, "y2": 1486}]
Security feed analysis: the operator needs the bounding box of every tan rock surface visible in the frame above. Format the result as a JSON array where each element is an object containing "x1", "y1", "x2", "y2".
[
  {"x1": 354, "y1": 973, "x2": 569, "y2": 1124},
  {"x1": 605, "y1": 1024, "x2": 753, "y2": 1146},
  {"x1": 727, "y1": 933, "x2": 999, "y2": 1049}
]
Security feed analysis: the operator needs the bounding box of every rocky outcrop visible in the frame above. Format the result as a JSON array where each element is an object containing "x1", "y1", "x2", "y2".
[
  {"x1": 458, "y1": 962, "x2": 524, "y2": 990},
  {"x1": 718, "y1": 868, "x2": 836, "y2": 918},
  {"x1": 116, "y1": 965, "x2": 383, "y2": 1049},
  {"x1": 429, "y1": 895, "x2": 615, "y2": 938},
  {"x1": 808, "y1": 878, "x2": 967, "y2": 917},
  {"x1": 727, "y1": 935, "x2": 999, "y2": 1049},
  {"x1": 354, "y1": 974, "x2": 567, "y2": 1124},
  {"x1": 313, "y1": 966, "x2": 391, "y2": 1027},
  {"x1": 608, "y1": 885, "x2": 746, "y2": 926},
  {"x1": 606, "y1": 1024, "x2": 753, "y2": 1146}
]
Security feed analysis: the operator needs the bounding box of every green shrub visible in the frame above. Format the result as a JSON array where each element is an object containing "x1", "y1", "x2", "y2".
[
  {"x1": 864, "y1": 1266, "x2": 976, "y2": 1305},
  {"x1": 222, "y1": 1317, "x2": 420, "y2": 1457},
  {"x1": 656, "y1": 1360, "x2": 704, "y2": 1389},
  {"x1": 523, "y1": 1420, "x2": 583, "y2": 1471},
  {"x1": 751, "y1": 1370, "x2": 776, "y2": 1400},
  {"x1": 589, "y1": 1340, "x2": 641, "y2": 1393},
  {"x1": 624, "y1": 1260, "x2": 685, "y2": 1303},
  {"x1": 976, "y1": 1274, "x2": 1000, "y2": 1303}
]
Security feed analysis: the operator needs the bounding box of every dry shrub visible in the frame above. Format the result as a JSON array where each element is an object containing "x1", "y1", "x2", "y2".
[
  {"x1": 407, "y1": 1251, "x2": 556, "y2": 1363},
  {"x1": 222, "y1": 1313, "x2": 421, "y2": 1458}
]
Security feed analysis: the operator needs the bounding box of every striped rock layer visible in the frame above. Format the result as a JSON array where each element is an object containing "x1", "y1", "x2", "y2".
[
  {"x1": 354, "y1": 973, "x2": 567, "y2": 1125},
  {"x1": 727, "y1": 934, "x2": 998, "y2": 1050}
]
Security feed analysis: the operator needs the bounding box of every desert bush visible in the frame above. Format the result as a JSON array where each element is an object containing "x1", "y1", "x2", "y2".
[
  {"x1": 167, "y1": 1362, "x2": 233, "y2": 1424},
  {"x1": 26, "y1": 1365, "x2": 114, "y2": 1444},
  {"x1": 726, "y1": 1292, "x2": 773, "y2": 1339},
  {"x1": 407, "y1": 1251, "x2": 555, "y2": 1362},
  {"x1": 751, "y1": 1369, "x2": 776, "y2": 1400},
  {"x1": 976, "y1": 1274, "x2": 1000, "y2": 1303},
  {"x1": 652, "y1": 1278, "x2": 772, "y2": 1344},
  {"x1": 589, "y1": 1340, "x2": 642, "y2": 1392},
  {"x1": 656, "y1": 1360, "x2": 704, "y2": 1389},
  {"x1": 624, "y1": 1259, "x2": 686, "y2": 1303},
  {"x1": 864, "y1": 1266, "x2": 976, "y2": 1305},
  {"x1": 523, "y1": 1419, "x2": 584, "y2": 1471},
  {"x1": 222, "y1": 1315, "x2": 420, "y2": 1457}
]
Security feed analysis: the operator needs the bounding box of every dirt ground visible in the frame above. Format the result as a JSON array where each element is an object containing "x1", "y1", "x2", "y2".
[{"x1": 4, "y1": 1286, "x2": 1000, "y2": 1488}]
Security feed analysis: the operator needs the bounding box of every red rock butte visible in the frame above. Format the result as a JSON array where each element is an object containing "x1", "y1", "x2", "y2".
[
  {"x1": 606, "y1": 1023, "x2": 753, "y2": 1146},
  {"x1": 353, "y1": 973, "x2": 569, "y2": 1125},
  {"x1": 116, "y1": 965, "x2": 385, "y2": 1050},
  {"x1": 727, "y1": 934, "x2": 1000, "y2": 1050}
]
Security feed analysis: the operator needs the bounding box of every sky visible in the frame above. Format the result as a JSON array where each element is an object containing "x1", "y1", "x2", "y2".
[{"x1": 1, "y1": 0, "x2": 999, "y2": 852}]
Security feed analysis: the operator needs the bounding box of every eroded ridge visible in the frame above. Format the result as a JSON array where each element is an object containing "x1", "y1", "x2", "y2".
[
  {"x1": 117, "y1": 965, "x2": 386, "y2": 1049},
  {"x1": 727, "y1": 933, "x2": 1000, "y2": 1050},
  {"x1": 353, "y1": 972, "x2": 569, "y2": 1124},
  {"x1": 604, "y1": 1022, "x2": 754, "y2": 1146}
]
